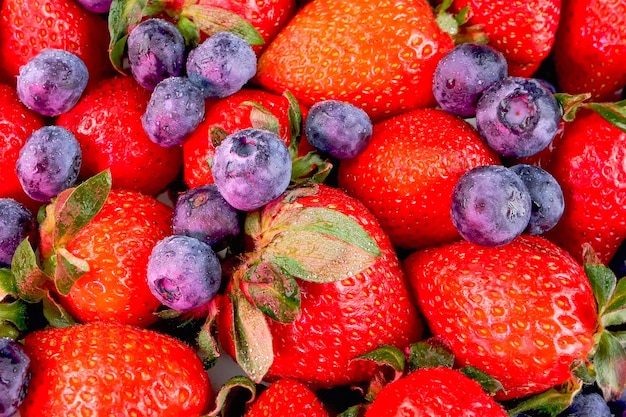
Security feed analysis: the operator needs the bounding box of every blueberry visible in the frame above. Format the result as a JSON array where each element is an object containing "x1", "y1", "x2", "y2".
[
  {"x1": 304, "y1": 100, "x2": 373, "y2": 159},
  {"x1": 561, "y1": 392, "x2": 612, "y2": 417},
  {"x1": 476, "y1": 77, "x2": 562, "y2": 157},
  {"x1": 141, "y1": 76, "x2": 205, "y2": 148},
  {"x1": 0, "y1": 338, "x2": 31, "y2": 417},
  {"x1": 172, "y1": 184, "x2": 241, "y2": 250},
  {"x1": 433, "y1": 43, "x2": 508, "y2": 117},
  {"x1": 510, "y1": 164, "x2": 564, "y2": 235},
  {"x1": 15, "y1": 126, "x2": 82, "y2": 202},
  {"x1": 186, "y1": 31, "x2": 257, "y2": 99},
  {"x1": 16, "y1": 48, "x2": 89, "y2": 117},
  {"x1": 0, "y1": 199, "x2": 34, "y2": 268},
  {"x1": 211, "y1": 128, "x2": 292, "y2": 211},
  {"x1": 127, "y1": 18, "x2": 186, "y2": 91},
  {"x1": 451, "y1": 165, "x2": 532, "y2": 247},
  {"x1": 74, "y1": 0, "x2": 113, "y2": 13},
  {"x1": 147, "y1": 235, "x2": 222, "y2": 312}
]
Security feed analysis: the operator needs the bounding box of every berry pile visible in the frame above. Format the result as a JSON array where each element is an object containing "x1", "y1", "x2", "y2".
[{"x1": 0, "y1": 0, "x2": 625, "y2": 416}]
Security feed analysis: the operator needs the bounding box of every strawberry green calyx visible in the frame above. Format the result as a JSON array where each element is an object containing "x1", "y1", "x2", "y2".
[
  {"x1": 435, "y1": 0, "x2": 487, "y2": 45},
  {"x1": 205, "y1": 375, "x2": 257, "y2": 417},
  {"x1": 555, "y1": 94, "x2": 626, "y2": 132}
]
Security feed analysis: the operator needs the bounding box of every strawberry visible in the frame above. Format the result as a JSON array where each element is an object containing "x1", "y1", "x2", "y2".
[
  {"x1": 182, "y1": 88, "x2": 314, "y2": 189},
  {"x1": 213, "y1": 184, "x2": 423, "y2": 388},
  {"x1": 0, "y1": 83, "x2": 45, "y2": 212},
  {"x1": 57, "y1": 76, "x2": 182, "y2": 196},
  {"x1": 337, "y1": 108, "x2": 500, "y2": 251},
  {"x1": 0, "y1": 0, "x2": 112, "y2": 86},
  {"x1": 450, "y1": 0, "x2": 561, "y2": 77},
  {"x1": 19, "y1": 321, "x2": 212, "y2": 417},
  {"x1": 545, "y1": 107, "x2": 626, "y2": 264},
  {"x1": 552, "y1": 0, "x2": 626, "y2": 100},
  {"x1": 364, "y1": 366, "x2": 508, "y2": 416},
  {"x1": 37, "y1": 172, "x2": 173, "y2": 327},
  {"x1": 254, "y1": 0, "x2": 454, "y2": 122},
  {"x1": 245, "y1": 379, "x2": 330, "y2": 417},
  {"x1": 403, "y1": 235, "x2": 599, "y2": 401}
]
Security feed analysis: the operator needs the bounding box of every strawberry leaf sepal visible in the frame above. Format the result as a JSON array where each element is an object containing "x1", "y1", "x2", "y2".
[
  {"x1": 593, "y1": 330, "x2": 626, "y2": 401},
  {"x1": 554, "y1": 94, "x2": 626, "y2": 132},
  {"x1": 0, "y1": 299, "x2": 28, "y2": 333},
  {"x1": 459, "y1": 366, "x2": 505, "y2": 396},
  {"x1": 407, "y1": 339, "x2": 455, "y2": 371},
  {"x1": 197, "y1": 298, "x2": 222, "y2": 369},
  {"x1": 202, "y1": 375, "x2": 257, "y2": 417},
  {"x1": 350, "y1": 345, "x2": 406, "y2": 403},
  {"x1": 12, "y1": 239, "x2": 49, "y2": 303},
  {"x1": 504, "y1": 381, "x2": 581, "y2": 417},
  {"x1": 336, "y1": 405, "x2": 364, "y2": 417},
  {"x1": 42, "y1": 292, "x2": 76, "y2": 328}
]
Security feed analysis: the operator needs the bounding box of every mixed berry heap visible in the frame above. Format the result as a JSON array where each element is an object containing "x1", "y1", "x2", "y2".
[{"x1": 0, "y1": 0, "x2": 626, "y2": 416}]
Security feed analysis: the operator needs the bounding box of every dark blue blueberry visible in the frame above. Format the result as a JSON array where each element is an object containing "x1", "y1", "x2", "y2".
[
  {"x1": 476, "y1": 77, "x2": 562, "y2": 157},
  {"x1": 304, "y1": 100, "x2": 373, "y2": 159},
  {"x1": 211, "y1": 128, "x2": 292, "y2": 211},
  {"x1": 16, "y1": 48, "x2": 89, "y2": 117},
  {"x1": 147, "y1": 235, "x2": 222, "y2": 312},
  {"x1": 0, "y1": 337, "x2": 31, "y2": 417},
  {"x1": 451, "y1": 165, "x2": 532, "y2": 247},
  {"x1": 186, "y1": 31, "x2": 256, "y2": 99},
  {"x1": 433, "y1": 43, "x2": 508, "y2": 117},
  {"x1": 172, "y1": 184, "x2": 241, "y2": 250},
  {"x1": 560, "y1": 392, "x2": 612, "y2": 417},
  {"x1": 510, "y1": 164, "x2": 564, "y2": 235},
  {"x1": 127, "y1": 18, "x2": 186, "y2": 91},
  {"x1": 0, "y1": 199, "x2": 34, "y2": 268},
  {"x1": 141, "y1": 76, "x2": 205, "y2": 148},
  {"x1": 15, "y1": 126, "x2": 82, "y2": 202},
  {"x1": 74, "y1": 0, "x2": 113, "y2": 13}
]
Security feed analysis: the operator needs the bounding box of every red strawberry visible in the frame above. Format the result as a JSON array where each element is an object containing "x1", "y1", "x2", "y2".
[
  {"x1": 553, "y1": 0, "x2": 626, "y2": 100},
  {"x1": 255, "y1": 0, "x2": 454, "y2": 122},
  {"x1": 245, "y1": 379, "x2": 330, "y2": 417},
  {"x1": 337, "y1": 108, "x2": 500, "y2": 251},
  {"x1": 19, "y1": 321, "x2": 212, "y2": 417},
  {"x1": 57, "y1": 76, "x2": 182, "y2": 196},
  {"x1": 545, "y1": 108, "x2": 626, "y2": 264},
  {"x1": 38, "y1": 175, "x2": 173, "y2": 327},
  {"x1": 0, "y1": 83, "x2": 45, "y2": 212},
  {"x1": 450, "y1": 0, "x2": 561, "y2": 77},
  {"x1": 215, "y1": 184, "x2": 423, "y2": 388},
  {"x1": 183, "y1": 88, "x2": 313, "y2": 189},
  {"x1": 364, "y1": 366, "x2": 508, "y2": 416},
  {"x1": 403, "y1": 235, "x2": 598, "y2": 400},
  {"x1": 0, "y1": 0, "x2": 112, "y2": 86}
]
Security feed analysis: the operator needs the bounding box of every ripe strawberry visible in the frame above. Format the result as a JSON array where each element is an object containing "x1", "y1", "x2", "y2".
[
  {"x1": 403, "y1": 235, "x2": 598, "y2": 400},
  {"x1": 38, "y1": 175, "x2": 173, "y2": 327},
  {"x1": 450, "y1": 0, "x2": 561, "y2": 77},
  {"x1": 57, "y1": 76, "x2": 182, "y2": 196},
  {"x1": 19, "y1": 321, "x2": 212, "y2": 417},
  {"x1": 0, "y1": 83, "x2": 44, "y2": 212},
  {"x1": 215, "y1": 184, "x2": 424, "y2": 388},
  {"x1": 552, "y1": 0, "x2": 626, "y2": 100},
  {"x1": 337, "y1": 108, "x2": 500, "y2": 251},
  {"x1": 245, "y1": 379, "x2": 330, "y2": 417},
  {"x1": 183, "y1": 88, "x2": 313, "y2": 189},
  {"x1": 0, "y1": 0, "x2": 112, "y2": 86},
  {"x1": 364, "y1": 366, "x2": 508, "y2": 416},
  {"x1": 545, "y1": 108, "x2": 626, "y2": 264},
  {"x1": 255, "y1": 0, "x2": 454, "y2": 122}
]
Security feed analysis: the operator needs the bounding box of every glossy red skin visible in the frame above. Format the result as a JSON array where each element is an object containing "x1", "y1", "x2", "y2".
[
  {"x1": 338, "y1": 108, "x2": 500, "y2": 251},
  {"x1": 546, "y1": 110, "x2": 626, "y2": 264},
  {"x1": 452, "y1": 0, "x2": 561, "y2": 77},
  {"x1": 364, "y1": 367, "x2": 508, "y2": 416},
  {"x1": 404, "y1": 235, "x2": 598, "y2": 400},
  {"x1": 0, "y1": 83, "x2": 45, "y2": 212},
  {"x1": 20, "y1": 322, "x2": 212, "y2": 417},
  {"x1": 217, "y1": 185, "x2": 424, "y2": 388},
  {"x1": 57, "y1": 76, "x2": 182, "y2": 196},
  {"x1": 255, "y1": 0, "x2": 454, "y2": 122},
  {"x1": 0, "y1": 0, "x2": 113, "y2": 86},
  {"x1": 553, "y1": 0, "x2": 626, "y2": 99},
  {"x1": 183, "y1": 88, "x2": 313, "y2": 189},
  {"x1": 245, "y1": 379, "x2": 330, "y2": 417}
]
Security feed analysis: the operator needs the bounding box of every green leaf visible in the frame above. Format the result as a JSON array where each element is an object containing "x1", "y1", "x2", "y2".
[
  {"x1": 0, "y1": 299, "x2": 28, "y2": 331},
  {"x1": 594, "y1": 330, "x2": 626, "y2": 401},
  {"x1": 336, "y1": 405, "x2": 363, "y2": 417},
  {"x1": 206, "y1": 375, "x2": 257, "y2": 417},
  {"x1": 209, "y1": 126, "x2": 229, "y2": 148},
  {"x1": 242, "y1": 261, "x2": 301, "y2": 323},
  {"x1": 180, "y1": 4, "x2": 264, "y2": 46},
  {"x1": 291, "y1": 152, "x2": 333, "y2": 185},
  {"x1": 602, "y1": 277, "x2": 626, "y2": 327},
  {"x1": 53, "y1": 248, "x2": 89, "y2": 296},
  {"x1": 241, "y1": 101, "x2": 281, "y2": 136},
  {"x1": 54, "y1": 170, "x2": 112, "y2": 248},
  {"x1": 284, "y1": 91, "x2": 302, "y2": 158},
  {"x1": 459, "y1": 366, "x2": 505, "y2": 396},
  {"x1": 176, "y1": 15, "x2": 201, "y2": 48},
  {"x1": 0, "y1": 268, "x2": 17, "y2": 298},
  {"x1": 231, "y1": 293, "x2": 274, "y2": 383},
  {"x1": 584, "y1": 263, "x2": 617, "y2": 314},
  {"x1": 612, "y1": 330, "x2": 626, "y2": 348},
  {"x1": 588, "y1": 100, "x2": 626, "y2": 133},
  {"x1": 505, "y1": 384, "x2": 579, "y2": 417},
  {"x1": 407, "y1": 339, "x2": 455, "y2": 371},
  {"x1": 554, "y1": 92, "x2": 592, "y2": 122},
  {"x1": 42, "y1": 292, "x2": 76, "y2": 328},
  {"x1": 354, "y1": 345, "x2": 406, "y2": 374},
  {"x1": 12, "y1": 239, "x2": 49, "y2": 303},
  {"x1": 197, "y1": 298, "x2": 221, "y2": 369},
  {"x1": 108, "y1": 0, "x2": 149, "y2": 73}
]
